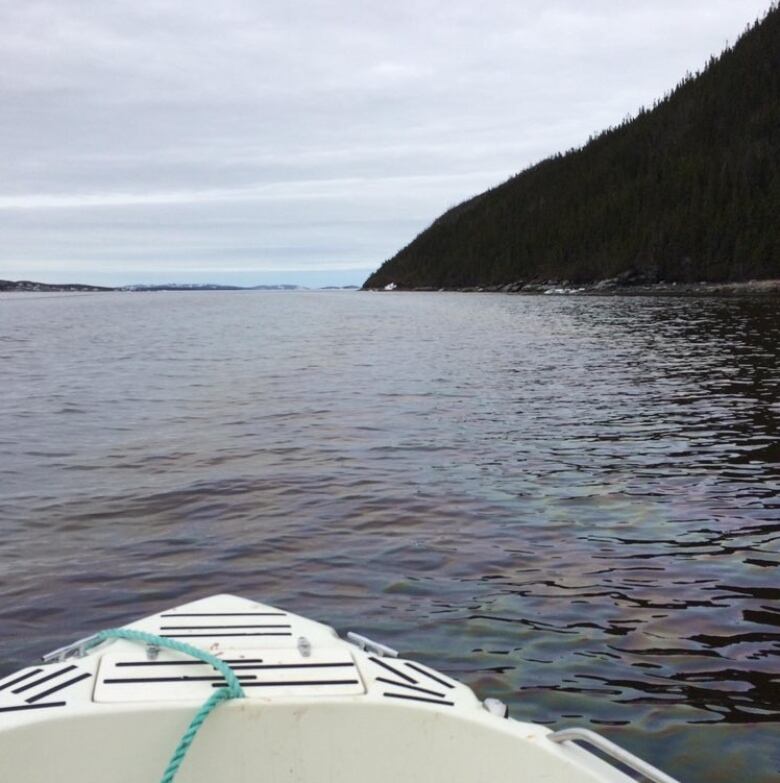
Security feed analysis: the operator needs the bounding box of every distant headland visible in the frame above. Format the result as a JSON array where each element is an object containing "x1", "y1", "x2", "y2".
[
  {"x1": 1, "y1": 280, "x2": 359, "y2": 293},
  {"x1": 363, "y1": 5, "x2": 780, "y2": 292}
]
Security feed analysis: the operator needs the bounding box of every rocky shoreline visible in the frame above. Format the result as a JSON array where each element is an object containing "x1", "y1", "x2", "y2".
[{"x1": 370, "y1": 278, "x2": 780, "y2": 297}]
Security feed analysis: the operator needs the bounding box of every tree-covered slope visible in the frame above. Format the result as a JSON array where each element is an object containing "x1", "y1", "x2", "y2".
[{"x1": 364, "y1": 5, "x2": 780, "y2": 289}]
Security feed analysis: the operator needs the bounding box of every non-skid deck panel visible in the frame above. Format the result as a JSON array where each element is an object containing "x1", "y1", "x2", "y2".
[
  {"x1": 374, "y1": 676, "x2": 448, "y2": 699},
  {"x1": 0, "y1": 663, "x2": 92, "y2": 717},
  {"x1": 26, "y1": 672, "x2": 91, "y2": 703},
  {"x1": 383, "y1": 692, "x2": 456, "y2": 706},
  {"x1": 365, "y1": 657, "x2": 458, "y2": 708},
  {"x1": 115, "y1": 658, "x2": 268, "y2": 667},
  {"x1": 220, "y1": 679, "x2": 361, "y2": 689},
  {"x1": 403, "y1": 661, "x2": 457, "y2": 690},
  {"x1": 94, "y1": 648, "x2": 365, "y2": 702},
  {"x1": 153, "y1": 611, "x2": 294, "y2": 641},
  {"x1": 0, "y1": 701, "x2": 66, "y2": 713},
  {"x1": 159, "y1": 625, "x2": 291, "y2": 630},
  {"x1": 0, "y1": 668, "x2": 43, "y2": 692},
  {"x1": 160, "y1": 633, "x2": 293, "y2": 639},
  {"x1": 160, "y1": 613, "x2": 287, "y2": 617},
  {"x1": 12, "y1": 665, "x2": 79, "y2": 696}
]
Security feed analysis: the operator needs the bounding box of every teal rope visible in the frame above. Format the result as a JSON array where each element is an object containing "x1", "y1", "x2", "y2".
[{"x1": 88, "y1": 628, "x2": 245, "y2": 783}]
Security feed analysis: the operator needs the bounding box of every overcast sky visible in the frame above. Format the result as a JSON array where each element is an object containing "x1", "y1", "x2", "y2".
[{"x1": 0, "y1": 1, "x2": 772, "y2": 286}]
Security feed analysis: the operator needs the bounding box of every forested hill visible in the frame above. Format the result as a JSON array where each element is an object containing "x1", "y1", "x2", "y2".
[{"x1": 364, "y1": 5, "x2": 780, "y2": 290}]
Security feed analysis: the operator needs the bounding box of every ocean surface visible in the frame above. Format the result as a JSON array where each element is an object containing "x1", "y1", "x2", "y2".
[{"x1": 1, "y1": 290, "x2": 778, "y2": 781}]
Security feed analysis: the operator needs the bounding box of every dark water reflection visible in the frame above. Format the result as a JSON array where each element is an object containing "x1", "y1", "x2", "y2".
[{"x1": 1, "y1": 291, "x2": 778, "y2": 781}]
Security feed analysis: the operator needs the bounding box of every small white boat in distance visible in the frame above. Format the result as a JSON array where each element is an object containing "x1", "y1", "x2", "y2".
[{"x1": 0, "y1": 594, "x2": 679, "y2": 782}]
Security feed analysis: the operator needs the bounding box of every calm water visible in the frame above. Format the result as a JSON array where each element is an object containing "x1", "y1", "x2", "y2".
[{"x1": 1, "y1": 291, "x2": 778, "y2": 781}]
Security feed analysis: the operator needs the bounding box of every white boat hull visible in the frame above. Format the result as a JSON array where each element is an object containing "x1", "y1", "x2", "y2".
[{"x1": 0, "y1": 594, "x2": 676, "y2": 782}]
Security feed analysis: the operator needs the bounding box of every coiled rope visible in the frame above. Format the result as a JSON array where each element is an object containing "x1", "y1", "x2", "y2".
[{"x1": 87, "y1": 628, "x2": 245, "y2": 783}]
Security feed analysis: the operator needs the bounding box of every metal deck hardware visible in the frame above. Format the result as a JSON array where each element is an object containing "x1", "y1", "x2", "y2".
[
  {"x1": 548, "y1": 728, "x2": 680, "y2": 783},
  {"x1": 483, "y1": 698, "x2": 509, "y2": 718},
  {"x1": 297, "y1": 636, "x2": 312, "y2": 657},
  {"x1": 41, "y1": 634, "x2": 101, "y2": 663},
  {"x1": 346, "y1": 632, "x2": 398, "y2": 658}
]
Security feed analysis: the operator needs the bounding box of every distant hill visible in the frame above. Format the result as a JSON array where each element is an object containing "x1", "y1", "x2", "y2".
[
  {"x1": 0, "y1": 279, "x2": 336, "y2": 292},
  {"x1": 122, "y1": 283, "x2": 310, "y2": 291},
  {"x1": 122, "y1": 283, "x2": 245, "y2": 291},
  {"x1": 0, "y1": 279, "x2": 115, "y2": 292},
  {"x1": 364, "y1": 5, "x2": 780, "y2": 290}
]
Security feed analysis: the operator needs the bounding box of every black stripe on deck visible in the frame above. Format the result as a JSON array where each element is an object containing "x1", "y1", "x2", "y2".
[
  {"x1": 116, "y1": 658, "x2": 266, "y2": 667},
  {"x1": 12, "y1": 665, "x2": 77, "y2": 695},
  {"x1": 368, "y1": 656, "x2": 417, "y2": 684},
  {"x1": 103, "y1": 675, "x2": 258, "y2": 684},
  {"x1": 0, "y1": 669, "x2": 43, "y2": 692},
  {"x1": 375, "y1": 677, "x2": 446, "y2": 699},
  {"x1": 404, "y1": 662, "x2": 456, "y2": 689},
  {"x1": 161, "y1": 632, "x2": 292, "y2": 638},
  {"x1": 159, "y1": 625, "x2": 291, "y2": 630},
  {"x1": 0, "y1": 702, "x2": 66, "y2": 713},
  {"x1": 383, "y1": 692, "x2": 454, "y2": 706},
  {"x1": 161, "y1": 613, "x2": 286, "y2": 617},
  {"x1": 230, "y1": 662, "x2": 355, "y2": 671},
  {"x1": 27, "y1": 673, "x2": 91, "y2": 703},
  {"x1": 215, "y1": 679, "x2": 360, "y2": 689}
]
